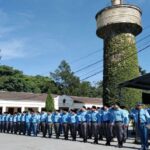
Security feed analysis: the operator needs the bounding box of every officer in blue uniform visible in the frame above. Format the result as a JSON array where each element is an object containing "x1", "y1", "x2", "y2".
[
  {"x1": 130, "y1": 102, "x2": 150, "y2": 150},
  {"x1": 31, "y1": 111, "x2": 39, "y2": 136},
  {"x1": 120, "y1": 104, "x2": 129, "y2": 143},
  {"x1": 20, "y1": 111, "x2": 26, "y2": 135},
  {"x1": 91, "y1": 106, "x2": 101, "y2": 144},
  {"x1": 9, "y1": 113, "x2": 14, "y2": 133},
  {"x1": 5, "y1": 112, "x2": 10, "y2": 133},
  {"x1": 52, "y1": 110, "x2": 62, "y2": 139},
  {"x1": 13, "y1": 112, "x2": 18, "y2": 134},
  {"x1": 17, "y1": 112, "x2": 22, "y2": 134},
  {"x1": 36, "y1": 111, "x2": 41, "y2": 134},
  {"x1": 69, "y1": 109, "x2": 78, "y2": 141},
  {"x1": 87, "y1": 108, "x2": 92, "y2": 139},
  {"x1": 25, "y1": 111, "x2": 32, "y2": 136},
  {"x1": 110, "y1": 103, "x2": 127, "y2": 148},
  {"x1": 46, "y1": 111, "x2": 53, "y2": 138},
  {"x1": 101, "y1": 104, "x2": 111, "y2": 146},
  {"x1": 77, "y1": 110, "x2": 82, "y2": 138},
  {"x1": 40, "y1": 110, "x2": 47, "y2": 137},
  {"x1": 80, "y1": 106, "x2": 88, "y2": 142},
  {"x1": 2, "y1": 112, "x2": 6, "y2": 133},
  {"x1": 62, "y1": 110, "x2": 69, "y2": 140}
]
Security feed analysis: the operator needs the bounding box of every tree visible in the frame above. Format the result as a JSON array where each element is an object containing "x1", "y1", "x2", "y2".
[
  {"x1": 45, "y1": 90, "x2": 55, "y2": 111},
  {"x1": 50, "y1": 60, "x2": 80, "y2": 95}
]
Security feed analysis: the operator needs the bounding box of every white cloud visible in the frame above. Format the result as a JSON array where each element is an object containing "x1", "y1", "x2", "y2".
[{"x1": 0, "y1": 39, "x2": 27, "y2": 60}]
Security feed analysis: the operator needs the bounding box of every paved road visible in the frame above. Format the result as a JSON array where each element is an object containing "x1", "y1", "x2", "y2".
[{"x1": 0, "y1": 133, "x2": 140, "y2": 150}]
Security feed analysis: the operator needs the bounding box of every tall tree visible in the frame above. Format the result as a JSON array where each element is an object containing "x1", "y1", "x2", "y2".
[
  {"x1": 50, "y1": 60, "x2": 80, "y2": 95},
  {"x1": 45, "y1": 90, "x2": 55, "y2": 111}
]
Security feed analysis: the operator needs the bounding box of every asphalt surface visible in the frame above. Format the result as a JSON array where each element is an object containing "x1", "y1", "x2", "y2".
[{"x1": 0, "y1": 133, "x2": 141, "y2": 150}]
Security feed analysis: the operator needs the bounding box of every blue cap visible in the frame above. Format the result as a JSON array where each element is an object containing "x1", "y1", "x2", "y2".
[{"x1": 136, "y1": 102, "x2": 143, "y2": 106}]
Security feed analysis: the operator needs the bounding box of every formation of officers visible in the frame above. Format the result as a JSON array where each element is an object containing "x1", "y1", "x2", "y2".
[{"x1": 0, "y1": 102, "x2": 150, "y2": 150}]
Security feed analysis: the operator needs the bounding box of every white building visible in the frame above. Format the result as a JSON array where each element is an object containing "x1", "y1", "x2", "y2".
[{"x1": 0, "y1": 91, "x2": 103, "y2": 113}]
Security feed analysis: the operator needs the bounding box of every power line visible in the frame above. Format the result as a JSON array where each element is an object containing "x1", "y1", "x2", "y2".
[
  {"x1": 81, "y1": 43, "x2": 150, "y2": 81},
  {"x1": 70, "y1": 49, "x2": 102, "y2": 65},
  {"x1": 137, "y1": 33, "x2": 150, "y2": 43},
  {"x1": 79, "y1": 66, "x2": 102, "y2": 78},
  {"x1": 74, "y1": 59, "x2": 103, "y2": 73},
  {"x1": 81, "y1": 70, "x2": 103, "y2": 81},
  {"x1": 39, "y1": 25, "x2": 150, "y2": 76},
  {"x1": 75, "y1": 32, "x2": 150, "y2": 74}
]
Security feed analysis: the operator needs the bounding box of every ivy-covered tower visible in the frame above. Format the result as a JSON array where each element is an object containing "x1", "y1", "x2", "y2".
[{"x1": 95, "y1": 0, "x2": 142, "y2": 107}]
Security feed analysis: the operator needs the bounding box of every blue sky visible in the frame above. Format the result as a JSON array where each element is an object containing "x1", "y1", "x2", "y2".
[{"x1": 0, "y1": 0, "x2": 150, "y2": 83}]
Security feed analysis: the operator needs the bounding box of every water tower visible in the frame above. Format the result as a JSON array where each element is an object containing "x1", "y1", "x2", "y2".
[{"x1": 95, "y1": 0, "x2": 142, "y2": 106}]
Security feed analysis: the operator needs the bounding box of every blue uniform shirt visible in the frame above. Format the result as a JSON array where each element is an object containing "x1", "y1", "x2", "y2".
[
  {"x1": 80, "y1": 111, "x2": 88, "y2": 122},
  {"x1": 87, "y1": 111, "x2": 92, "y2": 122},
  {"x1": 9, "y1": 115, "x2": 13, "y2": 122},
  {"x1": 1, "y1": 114, "x2": 6, "y2": 122},
  {"x1": 69, "y1": 114, "x2": 78, "y2": 124},
  {"x1": 77, "y1": 112, "x2": 82, "y2": 122},
  {"x1": 101, "y1": 109, "x2": 111, "y2": 122},
  {"x1": 13, "y1": 115, "x2": 17, "y2": 123},
  {"x1": 52, "y1": 113, "x2": 61, "y2": 123},
  {"x1": 91, "y1": 111, "x2": 101, "y2": 123},
  {"x1": 110, "y1": 108, "x2": 125, "y2": 124},
  {"x1": 31, "y1": 113, "x2": 38, "y2": 123},
  {"x1": 40, "y1": 112, "x2": 47, "y2": 123},
  {"x1": 17, "y1": 113, "x2": 22, "y2": 122},
  {"x1": 6, "y1": 114, "x2": 10, "y2": 122},
  {"x1": 130, "y1": 108, "x2": 150, "y2": 124},
  {"x1": 62, "y1": 113, "x2": 69, "y2": 123},
  {"x1": 46, "y1": 114, "x2": 53, "y2": 123},
  {"x1": 25, "y1": 113, "x2": 32, "y2": 123},
  {"x1": 21, "y1": 114, "x2": 26, "y2": 122}
]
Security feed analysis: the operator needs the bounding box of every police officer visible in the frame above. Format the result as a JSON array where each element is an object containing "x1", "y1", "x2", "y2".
[
  {"x1": 46, "y1": 111, "x2": 53, "y2": 138},
  {"x1": 53, "y1": 110, "x2": 61, "y2": 139},
  {"x1": 40, "y1": 110, "x2": 47, "y2": 137},
  {"x1": 31, "y1": 111, "x2": 39, "y2": 136},
  {"x1": 130, "y1": 102, "x2": 150, "y2": 150},
  {"x1": 87, "y1": 108, "x2": 92, "y2": 139},
  {"x1": 9, "y1": 113, "x2": 14, "y2": 134},
  {"x1": 77, "y1": 109, "x2": 82, "y2": 138},
  {"x1": 120, "y1": 104, "x2": 129, "y2": 143},
  {"x1": 20, "y1": 111, "x2": 26, "y2": 135},
  {"x1": 17, "y1": 112, "x2": 22, "y2": 134},
  {"x1": 36, "y1": 111, "x2": 41, "y2": 134},
  {"x1": 101, "y1": 104, "x2": 111, "y2": 146},
  {"x1": 13, "y1": 112, "x2": 18, "y2": 134},
  {"x1": 80, "y1": 106, "x2": 88, "y2": 143},
  {"x1": 25, "y1": 111, "x2": 32, "y2": 136},
  {"x1": 69, "y1": 109, "x2": 78, "y2": 141},
  {"x1": 62, "y1": 110, "x2": 69, "y2": 140},
  {"x1": 91, "y1": 106, "x2": 101, "y2": 144},
  {"x1": 110, "y1": 103, "x2": 127, "y2": 148},
  {"x1": 5, "y1": 112, "x2": 10, "y2": 133}
]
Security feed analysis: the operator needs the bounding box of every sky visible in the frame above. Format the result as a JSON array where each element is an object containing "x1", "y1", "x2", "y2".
[{"x1": 0, "y1": 0, "x2": 150, "y2": 83}]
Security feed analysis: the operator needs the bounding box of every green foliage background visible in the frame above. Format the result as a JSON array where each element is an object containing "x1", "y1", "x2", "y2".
[
  {"x1": 0, "y1": 62, "x2": 103, "y2": 98},
  {"x1": 45, "y1": 90, "x2": 55, "y2": 111},
  {"x1": 103, "y1": 33, "x2": 141, "y2": 108}
]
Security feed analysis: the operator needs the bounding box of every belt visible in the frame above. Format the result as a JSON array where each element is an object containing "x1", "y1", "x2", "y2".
[
  {"x1": 92, "y1": 121, "x2": 97, "y2": 123},
  {"x1": 115, "y1": 121, "x2": 123, "y2": 123},
  {"x1": 103, "y1": 121, "x2": 110, "y2": 123}
]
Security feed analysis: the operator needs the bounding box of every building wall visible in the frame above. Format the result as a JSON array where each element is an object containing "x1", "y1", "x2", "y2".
[{"x1": 0, "y1": 95, "x2": 102, "y2": 113}]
